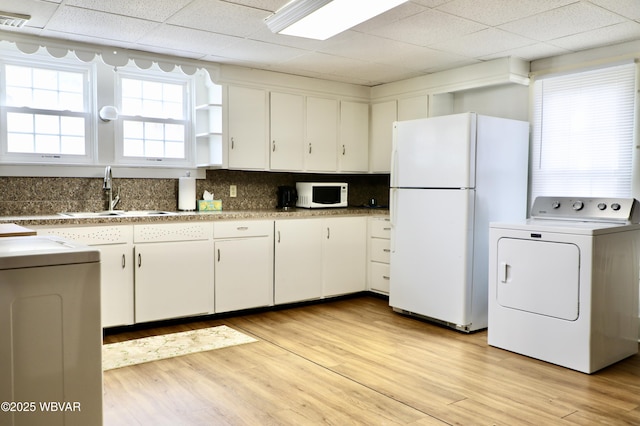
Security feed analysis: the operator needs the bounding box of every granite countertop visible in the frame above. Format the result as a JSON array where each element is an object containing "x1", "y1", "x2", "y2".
[{"x1": 0, "y1": 207, "x2": 389, "y2": 227}]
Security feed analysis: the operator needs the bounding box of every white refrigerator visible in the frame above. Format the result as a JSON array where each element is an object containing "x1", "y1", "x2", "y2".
[{"x1": 389, "y1": 112, "x2": 529, "y2": 332}]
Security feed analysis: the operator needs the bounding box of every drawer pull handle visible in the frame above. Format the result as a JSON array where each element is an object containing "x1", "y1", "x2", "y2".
[
  {"x1": 383, "y1": 275, "x2": 390, "y2": 280},
  {"x1": 383, "y1": 248, "x2": 390, "y2": 252},
  {"x1": 383, "y1": 227, "x2": 391, "y2": 231}
]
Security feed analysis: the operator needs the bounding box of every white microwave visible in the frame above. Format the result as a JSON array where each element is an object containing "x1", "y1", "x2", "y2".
[{"x1": 296, "y1": 182, "x2": 348, "y2": 208}]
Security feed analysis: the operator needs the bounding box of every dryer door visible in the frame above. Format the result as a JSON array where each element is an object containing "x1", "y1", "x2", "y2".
[{"x1": 496, "y1": 238, "x2": 580, "y2": 321}]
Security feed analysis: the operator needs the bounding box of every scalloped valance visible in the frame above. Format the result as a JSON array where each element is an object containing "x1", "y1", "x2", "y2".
[{"x1": 2, "y1": 32, "x2": 220, "y2": 81}]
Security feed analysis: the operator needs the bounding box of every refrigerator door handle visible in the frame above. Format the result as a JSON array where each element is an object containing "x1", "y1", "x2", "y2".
[{"x1": 390, "y1": 188, "x2": 397, "y2": 252}]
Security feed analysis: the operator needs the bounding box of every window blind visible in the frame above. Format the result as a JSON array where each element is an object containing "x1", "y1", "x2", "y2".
[{"x1": 530, "y1": 62, "x2": 636, "y2": 204}]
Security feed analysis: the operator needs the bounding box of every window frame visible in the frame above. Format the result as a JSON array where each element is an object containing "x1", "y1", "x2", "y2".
[
  {"x1": 0, "y1": 56, "x2": 96, "y2": 165},
  {"x1": 114, "y1": 68, "x2": 195, "y2": 167},
  {"x1": 529, "y1": 62, "x2": 637, "y2": 205}
]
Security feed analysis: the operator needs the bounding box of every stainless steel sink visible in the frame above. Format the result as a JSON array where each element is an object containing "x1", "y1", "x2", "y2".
[
  {"x1": 120, "y1": 210, "x2": 176, "y2": 217},
  {"x1": 59, "y1": 210, "x2": 176, "y2": 218},
  {"x1": 59, "y1": 211, "x2": 124, "y2": 218}
]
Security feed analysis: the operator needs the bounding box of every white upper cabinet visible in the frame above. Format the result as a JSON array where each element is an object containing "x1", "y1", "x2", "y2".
[
  {"x1": 370, "y1": 100, "x2": 397, "y2": 173},
  {"x1": 305, "y1": 96, "x2": 338, "y2": 172},
  {"x1": 270, "y1": 92, "x2": 305, "y2": 171},
  {"x1": 338, "y1": 101, "x2": 369, "y2": 172},
  {"x1": 227, "y1": 85, "x2": 268, "y2": 170}
]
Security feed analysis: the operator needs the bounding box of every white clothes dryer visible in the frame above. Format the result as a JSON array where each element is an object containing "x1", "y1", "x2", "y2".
[{"x1": 488, "y1": 197, "x2": 640, "y2": 374}]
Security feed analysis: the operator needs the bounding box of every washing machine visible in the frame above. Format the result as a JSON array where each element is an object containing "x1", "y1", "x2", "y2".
[
  {"x1": 488, "y1": 196, "x2": 640, "y2": 374},
  {"x1": 0, "y1": 235, "x2": 102, "y2": 425}
]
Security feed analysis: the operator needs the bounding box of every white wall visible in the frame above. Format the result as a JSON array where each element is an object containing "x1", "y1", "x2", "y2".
[{"x1": 452, "y1": 84, "x2": 529, "y2": 122}]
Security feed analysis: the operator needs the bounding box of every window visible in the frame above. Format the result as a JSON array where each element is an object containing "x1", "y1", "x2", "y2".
[
  {"x1": 0, "y1": 60, "x2": 93, "y2": 163},
  {"x1": 530, "y1": 63, "x2": 636, "y2": 203},
  {"x1": 116, "y1": 71, "x2": 193, "y2": 165}
]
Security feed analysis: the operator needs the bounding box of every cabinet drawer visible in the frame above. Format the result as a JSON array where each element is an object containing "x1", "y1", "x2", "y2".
[
  {"x1": 369, "y1": 238, "x2": 390, "y2": 263},
  {"x1": 214, "y1": 220, "x2": 273, "y2": 239},
  {"x1": 369, "y1": 217, "x2": 391, "y2": 239},
  {"x1": 134, "y1": 222, "x2": 213, "y2": 243},
  {"x1": 38, "y1": 225, "x2": 133, "y2": 245},
  {"x1": 369, "y1": 262, "x2": 390, "y2": 293}
]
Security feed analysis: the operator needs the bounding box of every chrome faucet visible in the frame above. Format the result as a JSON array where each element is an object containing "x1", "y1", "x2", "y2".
[{"x1": 103, "y1": 166, "x2": 120, "y2": 211}]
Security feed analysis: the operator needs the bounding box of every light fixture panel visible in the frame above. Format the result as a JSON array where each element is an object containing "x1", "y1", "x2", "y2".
[
  {"x1": 0, "y1": 11, "x2": 30, "y2": 28},
  {"x1": 265, "y1": 0, "x2": 408, "y2": 40}
]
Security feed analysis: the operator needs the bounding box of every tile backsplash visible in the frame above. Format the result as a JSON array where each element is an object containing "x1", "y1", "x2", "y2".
[{"x1": 0, "y1": 170, "x2": 390, "y2": 216}]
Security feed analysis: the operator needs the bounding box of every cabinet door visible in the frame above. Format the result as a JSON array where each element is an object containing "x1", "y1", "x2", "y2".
[
  {"x1": 370, "y1": 100, "x2": 397, "y2": 173},
  {"x1": 135, "y1": 240, "x2": 214, "y2": 323},
  {"x1": 99, "y1": 244, "x2": 134, "y2": 327},
  {"x1": 323, "y1": 217, "x2": 367, "y2": 297},
  {"x1": 215, "y1": 237, "x2": 273, "y2": 313},
  {"x1": 339, "y1": 101, "x2": 369, "y2": 172},
  {"x1": 227, "y1": 85, "x2": 268, "y2": 170},
  {"x1": 270, "y1": 92, "x2": 304, "y2": 171},
  {"x1": 305, "y1": 96, "x2": 338, "y2": 171},
  {"x1": 274, "y1": 219, "x2": 323, "y2": 304}
]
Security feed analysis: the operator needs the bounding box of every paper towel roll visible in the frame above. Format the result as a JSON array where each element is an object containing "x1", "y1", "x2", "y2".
[{"x1": 178, "y1": 176, "x2": 196, "y2": 211}]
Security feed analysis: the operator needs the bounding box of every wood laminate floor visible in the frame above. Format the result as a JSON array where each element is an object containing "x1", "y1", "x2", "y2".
[{"x1": 103, "y1": 295, "x2": 640, "y2": 425}]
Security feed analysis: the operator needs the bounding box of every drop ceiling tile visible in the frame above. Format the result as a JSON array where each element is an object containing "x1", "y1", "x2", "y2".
[
  {"x1": 351, "y1": 1, "x2": 428, "y2": 33},
  {"x1": 331, "y1": 61, "x2": 423, "y2": 86},
  {"x1": 499, "y1": 2, "x2": 626, "y2": 41},
  {"x1": 45, "y1": 6, "x2": 159, "y2": 43},
  {"x1": 429, "y1": 28, "x2": 537, "y2": 58},
  {"x1": 280, "y1": 52, "x2": 369, "y2": 75},
  {"x1": 366, "y1": 8, "x2": 487, "y2": 46},
  {"x1": 137, "y1": 24, "x2": 241, "y2": 56},
  {"x1": 589, "y1": 0, "x2": 640, "y2": 20},
  {"x1": 216, "y1": 38, "x2": 307, "y2": 63},
  {"x1": 224, "y1": 0, "x2": 288, "y2": 12},
  {"x1": 549, "y1": 21, "x2": 640, "y2": 51},
  {"x1": 63, "y1": 0, "x2": 193, "y2": 22},
  {"x1": 167, "y1": 0, "x2": 269, "y2": 38},
  {"x1": 480, "y1": 42, "x2": 570, "y2": 62},
  {"x1": 436, "y1": 0, "x2": 576, "y2": 26}
]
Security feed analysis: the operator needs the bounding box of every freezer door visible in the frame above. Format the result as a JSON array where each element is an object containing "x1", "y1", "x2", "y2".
[
  {"x1": 391, "y1": 113, "x2": 475, "y2": 189},
  {"x1": 389, "y1": 188, "x2": 475, "y2": 326}
]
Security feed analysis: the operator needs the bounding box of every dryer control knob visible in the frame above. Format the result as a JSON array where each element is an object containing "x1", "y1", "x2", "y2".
[
  {"x1": 552, "y1": 201, "x2": 561, "y2": 209},
  {"x1": 597, "y1": 203, "x2": 607, "y2": 210},
  {"x1": 612, "y1": 203, "x2": 621, "y2": 211},
  {"x1": 572, "y1": 201, "x2": 584, "y2": 211}
]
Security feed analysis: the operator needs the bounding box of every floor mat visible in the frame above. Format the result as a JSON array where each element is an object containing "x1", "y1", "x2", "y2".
[{"x1": 103, "y1": 325, "x2": 258, "y2": 370}]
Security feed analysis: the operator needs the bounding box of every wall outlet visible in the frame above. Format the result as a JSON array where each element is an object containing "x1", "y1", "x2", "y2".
[{"x1": 229, "y1": 185, "x2": 237, "y2": 198}]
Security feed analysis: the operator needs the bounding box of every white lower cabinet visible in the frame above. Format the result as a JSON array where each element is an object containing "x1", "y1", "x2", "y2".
[
  {"x1": 322, "y1": 216, "x2": 367, "y2": 297},
  {"x1": 367, "y1": 217, "x2": 391, "y2": 294},
  {"x1": 274, "y1": 218, "x2": 323, "y2": 304},
  {"x1": 214, "y1": 220, "x2": 274, "y2": 313},
  {"x1": 36, "y1": 225, "x2": 135, "y2": 328},
  {"x1": 134, "y1": 222, "x2": 214, "y2": 323},
  {"x1": 274, "y1": 216, "x2": 367, "y2": 303}
]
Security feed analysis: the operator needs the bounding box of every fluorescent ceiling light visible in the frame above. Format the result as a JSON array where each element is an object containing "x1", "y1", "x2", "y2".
[
  {"x1": 0, "y1": 11, "x2": 30, "y2": 28},
  {"x1": 265, "y1": 0, "x2": 408, "y2": 40}
]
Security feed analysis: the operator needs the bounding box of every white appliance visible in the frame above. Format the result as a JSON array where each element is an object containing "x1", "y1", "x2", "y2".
[
  {"x1": 389, "y1": 113, "x2": 529, "y2": 332},
  {"x1": 296, "y1": 182, "x2": 348, "y2": 208},
  {"x1": 0, "y1": 236, "x2": 103, "y2": 425},
  {"x1": 489, "y1": 196, "x2": 640, "y2": 374}
]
